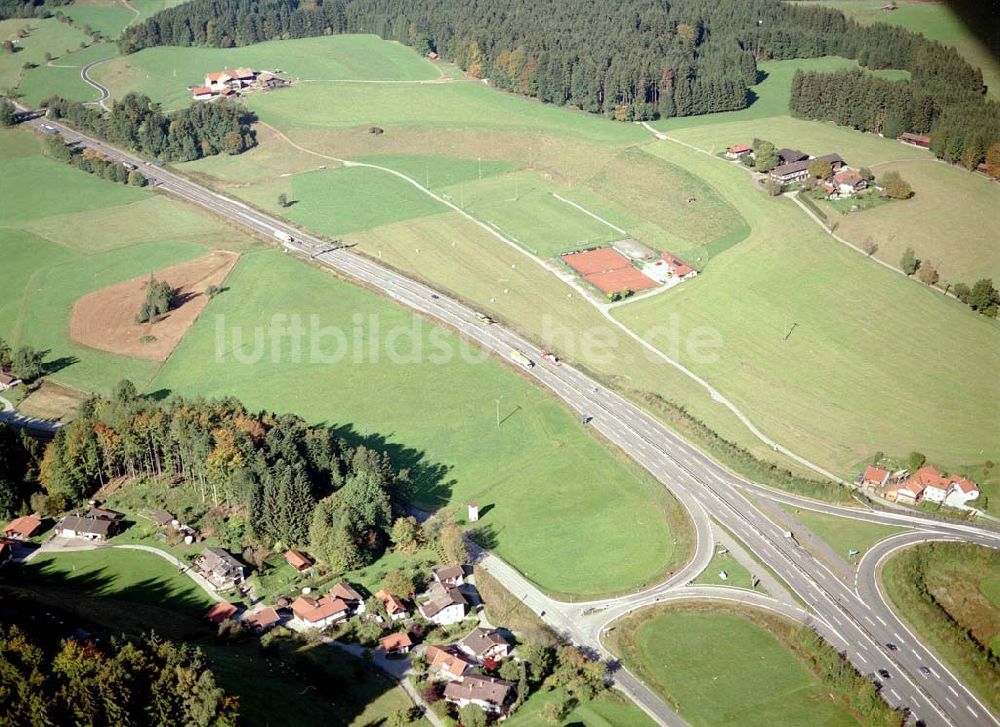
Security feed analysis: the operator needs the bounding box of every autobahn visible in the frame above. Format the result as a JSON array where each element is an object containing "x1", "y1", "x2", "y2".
[{"x1": 19, "y1": 109, "x2": 1000, "y2": 727}]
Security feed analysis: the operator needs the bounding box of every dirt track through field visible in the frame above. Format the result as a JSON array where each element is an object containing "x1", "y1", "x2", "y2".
[{"x1": 70, "y1": 250, "x2": 239, "y2": 361}]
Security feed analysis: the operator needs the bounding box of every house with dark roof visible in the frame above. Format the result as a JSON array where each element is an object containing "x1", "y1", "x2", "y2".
[
  {"x1": 152, "y1": 509, "x2": 174, "y2": 527},
  {"x1": 195, "y1": 548, "x2": 246, "y2": 591},
  {"x1": 54, "y1": 515, "x2": 115, "y2": 542},
  {"x1": 432, "y1": 564, "x2": 465, "y2": 588},
  {"x1": 777, "y1": 148, "x2": 809, "y2": 165},
  {"x1": 458, "y1": 627, "x2": 511, "y2": 662},
  {"x1": 330, "y1": 580, "x2": 366, "y2": 615},
  {"x1": 443, "y1": 674, "x2": 515, "y2": 715},
  {"x1": 4, "y1": 515, "x2": 42, "y2": 540},
  {"x1": 418, "y1": 581, "x2": 467, "y2": 626},
  {"x1": 770, "y1": 153, "x2": 844, "y2": 183}
]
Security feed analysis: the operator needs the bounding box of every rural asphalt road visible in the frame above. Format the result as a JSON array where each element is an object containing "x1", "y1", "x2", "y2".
[{"x1": 17, "y1": 108, "x2": 1000, "y2": 727}]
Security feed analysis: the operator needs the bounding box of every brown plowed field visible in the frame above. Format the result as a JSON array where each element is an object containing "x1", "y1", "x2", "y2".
[{"x1": 70, "y1": 251, "x2": 239, "y2": 362}]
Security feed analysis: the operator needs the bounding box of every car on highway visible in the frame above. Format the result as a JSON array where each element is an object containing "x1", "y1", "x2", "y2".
[
  {"x1": 475, "y1": 312, "x2": 494, "y2": 324},
  {"x1": 542, "y1": 351, "x2": 561, "y2": 365},
  {"x1": 885, "y1": 642, "x2": 897, "y2": 651},
  {"x1": 877, "y1": 669, "x2": 891, "y2": 679},
  {"x1": 919, "y1": 666, "x2": 931, "y2": 677}
]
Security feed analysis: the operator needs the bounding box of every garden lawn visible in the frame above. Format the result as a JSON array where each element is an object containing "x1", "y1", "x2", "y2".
[
  {"x1": 618, "y1": 139, "x2": 1000, "y2": 475},
  {"x1": 606, "y1": 603, "x2": 860, "y2": 727},
  {"x1": 805, "y1": 0, "x2": 1000, "y2": 96},
  {"x1": 882, "y1": 542, "x2": 1000, "y2": 713},
  {"x1": 653, "y1": 57, "x2": 909, "y2": 133},
  {"x1": 148, "y1": 249, "x2": 689, "y2": 598},
  {"x1": 22, "y1": 549, "x2": 216, "y2": 614},
  {"x1": 831, "y1": 159, "x2": 1000, "y2": 282},
  {"x1": 94, "y1": 35, "x2": 440, "y2": 109},
  {"x1": 780, "y1": 507, "x2": 904, "y2": 562}
]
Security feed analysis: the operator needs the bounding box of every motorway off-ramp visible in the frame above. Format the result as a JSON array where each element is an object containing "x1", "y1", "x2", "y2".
[{"x1": 19, "y1": 109, "x2": 1000, "y2": 727}]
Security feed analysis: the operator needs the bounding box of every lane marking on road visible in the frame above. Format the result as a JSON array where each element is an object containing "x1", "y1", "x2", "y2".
[
  {"x1": 856, "y1": 652, "x2": 868, "y2": 664},
  {"x1": 889, "y1": 689, "x2": 900, "y2": 701},
  {"x1": 876, "y1": 616, "x2": 887, "y2": 625},
  {"x1": 865, "y1": 616, "x2": 876, "y2": 626},
  {"x1": 894, "y1": 633, "x2": 904, "y2": 642},
  {"x1": 948, "y1": 685, "x2": 959, "y2": 696},
  {"x1": 967, "y1": 706, "x2": 978, "y2": 717},
  {"x1": 946, "y1": 697, "x2": 957, "y2": 709}
]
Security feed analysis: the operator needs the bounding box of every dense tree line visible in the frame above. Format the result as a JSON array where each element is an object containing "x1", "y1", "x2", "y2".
[
  {"x1": 41, "y1": 93, "x2": 256, "y2": 162},
  {"x1": 117, "y1": 0, "x2": 985, "y2": 122},
  {"x1": 0, "y1": 423, "x2": 42, "y2": 520},
  {"x1": 42, "y1": 135, "x2": 147, "y2": 187},
  {"x1": 790, "y1": 68, "x2": 999, "y2": 167},
  {"x1": 0, "y1": 625, "x2": 238, "y2": 726},
  {"x1": 0, "y1": 0, "x2": 71, "y2": 21},
  {"x1": 37, "y1": 385, "x2": 411, "y2": 568},
  {"x1": 0, "y1": 336, "x2": 45, "y2": 384}
]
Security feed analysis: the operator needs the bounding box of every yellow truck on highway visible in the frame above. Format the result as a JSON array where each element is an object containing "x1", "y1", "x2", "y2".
[{"x1": 509, "y1": 349, "x2": 534, "y2": 369}]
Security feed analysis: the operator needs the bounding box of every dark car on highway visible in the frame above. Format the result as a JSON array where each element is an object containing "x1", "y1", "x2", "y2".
[{"x1": 878, "y1": 669, "x2": 891, "y2": 679}]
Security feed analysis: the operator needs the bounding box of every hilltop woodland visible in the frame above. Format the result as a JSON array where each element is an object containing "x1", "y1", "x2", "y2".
[
  {"x1": 27, "y1": 384, "x2": 414, "y2": 574},
  {"x1": 0, "y1": 623, "x2": 238, "y2": 727},
  {"x1": 116, "y1": 0, "x2": 999, "y2": 159},
  {"x1": 42, "y1": 94, "x2": 256, "y2": 162},
  {"x1": 0, "y1": 0, "x2": 71, "y2": 20}
]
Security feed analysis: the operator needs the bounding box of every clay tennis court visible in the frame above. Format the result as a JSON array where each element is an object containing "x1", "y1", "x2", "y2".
[
  {"x1": 561, "y1": 247, "x2": 658, "y2": 294},
  {"x1": 70, "y1": 251, "x2": 239, "y2": 362}
]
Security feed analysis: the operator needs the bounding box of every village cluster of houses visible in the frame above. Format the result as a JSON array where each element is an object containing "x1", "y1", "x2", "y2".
[
  {"x1": 859, "y1": 464, "x2": 980, "y2": 508},
  {"x1": 190, "y1": 67, "x2": 290, "y2": 101},
  {"x1": 726, "y1": 144, "x2": 868, "y2": 198}
]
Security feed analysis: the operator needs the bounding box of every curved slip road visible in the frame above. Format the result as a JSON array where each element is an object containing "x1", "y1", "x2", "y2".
[{"x1": 17, "y1": 109, "x2": 1000, "y2": 727}]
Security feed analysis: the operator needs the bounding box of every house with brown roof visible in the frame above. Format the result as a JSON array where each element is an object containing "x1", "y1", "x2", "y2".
[
  {"x1": 725, "y1": 143, "x2": 752, "y2": 159},
  {"x1": 660, "y1": 252, "x2": 697, "y2": 281},
  {"x1": 899, "y1": 132, "x2": 930, "y2": 148},
  {"x1": 418, "y1": 581, "x2": 467, "y2": 626},
  {"x1": 777, "y1": 148, "x2": 808, "y2": 165},
  {"x1": 204, "y1": 72, "x2": 232, "y2": 91},
  {"x1": 426, "y1": 645, "x2": 475, "y2": 681},
  {"x1": 291, "y1": 592, "x2": 351, "y2": 630},
  {"x1": 152, "y1": 509, "x2": 174, "y2": 528},
  {"x1": 4, "y1": 515, "x2": 42, "y2": 540},
  {"x1": 833, "y1": 169, "x2": 867, "y2": 195},
  {"x1": 443, "y1": 674, "x2": 515, "y2": 715},
  {"x1": 432, "y1": 564, "x2": 465, "y2": 588},
  {"x1": 330, "y1": 580, "x2": 366, "y2": 615},
  {"x1": 242, "y1": 607, "x2": 281, "y2": 633},
  {"x1": 204, "y1": 602, "x2": 238, "y2": 625},
  {"x1": 192, "y1": 86, "x2": 215, "y2": 100},
  {"x1": 379, "y1": 631, "x2": 413, "y2": 655},
  {"x1": 884, "y1": 478, "x2": 925, "y2": 505},
  {"x1": 54, "y1": 515, "x2": 115, "y2": 542},
  {"x1": 195, "y1": 548, "x2": 246, "y2": 591},
  {"x1": 376, "y1": 590, "x2": 410, "y2": 622},
  {"x1": 859, "y1": 465, "x2": 889, "y2": 492},
  {"x1": 458, "y1": 627, "x2": 511, "y2": 662},
  {"x1": 770, "y1": 153, "x2": 845, "y2": 183},
  {"x1": 0, "y1": 372, "x2": 22, "y2": 391},
  {"x1": 285, "y1": 549, "x2": 313, "y2": 572}
]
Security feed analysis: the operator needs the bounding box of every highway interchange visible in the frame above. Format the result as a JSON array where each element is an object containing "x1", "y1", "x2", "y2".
[{"x1": 18, "y1": 108, "x2": 1000, "y2": 727}]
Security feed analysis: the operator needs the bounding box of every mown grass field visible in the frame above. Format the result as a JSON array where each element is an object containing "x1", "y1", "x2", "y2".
[
  {"x1": 606, "y1": 602, "x2": 861, "y2": 726},
  {"x1": 780, "y1": 507, "x2": 904, "y2": 562},
  {"x1": 18, "y1": 42, "x2": 120, "y2": 106},
  {"x1": 148, "y1": 249, "x2": 690, "y2": 598},
  {"x1": 691, "y1": 548, "x2": 755, "y2": 590},
  {"x1": 0, "y1": 127, "x2": 261, "y2": 394},
  {"x1": 831, "y1": 159, "x2": 1000, "y2": 282},
  {"x1": 804, "y1": 0, "x2": 1000, "y2": 96},
  {"x1": 0, "y1": 17, "x2": 92, "y2": 92},
  {"x1": 618, "y1": 139, "x2": 1000, "y2": 475},
  {"x1": 94, "y1": 35, "x2": 440, "y2": 109},
  {"x1": 882, "y1": 542, "x2": 1000, "y2": 713}
]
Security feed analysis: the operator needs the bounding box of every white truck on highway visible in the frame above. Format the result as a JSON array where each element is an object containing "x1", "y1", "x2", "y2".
[
  {"x1": 274, "y1": 230, "x2": 293, "y2": 244},
  {"x1": 509, "y1": 349, "x2": 534, "y2": 369}
]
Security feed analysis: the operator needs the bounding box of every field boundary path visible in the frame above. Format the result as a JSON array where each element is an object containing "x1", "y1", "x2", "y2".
[
  {"x1": 81, "y1": 58, "x2": 113, "y2": 110},
  {"x1": 21, "y1": 108, "x2": 1000, "y2": 726}
]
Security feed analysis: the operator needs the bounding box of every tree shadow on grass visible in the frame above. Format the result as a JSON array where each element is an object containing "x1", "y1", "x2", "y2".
[{"x1": 42, "y1": 355, "x2": 79, "y2": 376}]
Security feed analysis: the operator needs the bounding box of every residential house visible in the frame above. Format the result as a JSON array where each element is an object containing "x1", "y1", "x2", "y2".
[
  {"x1": 191, "y1": 86, "x2": 215, "y2": 101},
  {"x1": 4, "y1": 515, "x2": 42, "y2": 540},
  {"x1": 196, "y1": 548, "x2": 246, "y2": 591},
  {"x1": 860, "y1": 465, "x2": 889, "y2": 492},
  {"x1": 291, "y1": 593, "x2": 350, "y2": 629},
  {"x1": 376, "y1": 590, "x2": 410, "y2": 622},
  {"x1": 884, "y1": 479, "x2": 925, "y2": 505},
  {"x1": 660, "y1": 252, "x2": 697, "y2": 281},
  {"x1": 204, "y1": 602, "x2": 238, "y2": 625},
  {"x1": 0, "y1": 373, "x2": 22, "y2": 391},
  {"x1": 833, "y1": 169, "x2": 867, "y2": 195},
  {"x1": 944, "y1": 477, "x2": 980, "y2": 508},
  {"x1": 204, "y1": 72, "x2": 232, "y2": 92},
  {"x1": 443, "y1": 674, "x2": 514, "y2": 715},
  {"x1": 379, "y1": 631, "x2": 413, "y2": 655},
  {"x1": 770, "y1": 153, "x2": 845, "y2": 183},
  {"x1": 86, "y1": 506, "x2": 123, "y2": 522},
  {"x1": 256, "y1": 72, "x2": 290, "y2": 90},
  {"x1": 54, "y1": 515, "x2": 115, "y2": 542},
  {"x1": 418, "y1": 581, "x2": 467, "y2": 626},
  {"x1": 426, "y1": 645, "x2": 475, "y2": 681},
  {"x1": 230, "y1": 68, "x2": 255, "y2": 86},
  {"x1": 432, "y1": 564, "x2": 465, "y2": 588},
  {"x1": 242, "y1": 607, "x2": 281, "y2": 633},
  {"x1": 330, "y1": 580, "x2": 366, "y2": 615},
  {"x1": 725, "y1": 143, "x2": 752, "y2": 159},
  {"x1": 285, "y1": 549, "x2": 313, "y2": 572},
  {"x1": 458, "y1": 627, "x2": 511, "y2": 662}
]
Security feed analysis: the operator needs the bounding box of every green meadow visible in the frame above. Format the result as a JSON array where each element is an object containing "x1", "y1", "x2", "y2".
[
  {"x1": 149, "y1": 250, "x2": 690, "y2": 598},
  {"x1": 607, "y1": 603, "x2": 861, "y2": 726}
]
